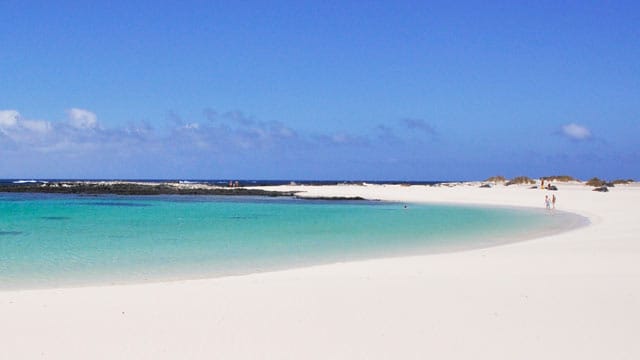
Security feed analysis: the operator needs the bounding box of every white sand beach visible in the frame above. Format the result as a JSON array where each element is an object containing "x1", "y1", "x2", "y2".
[{"x1": 1, "y1": 182, "x2": 639, "y2": 359}]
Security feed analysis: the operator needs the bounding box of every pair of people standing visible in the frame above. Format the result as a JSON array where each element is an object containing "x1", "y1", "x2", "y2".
[{"x1": 544, "y1": 194, "x2": 556, "y2": 210}]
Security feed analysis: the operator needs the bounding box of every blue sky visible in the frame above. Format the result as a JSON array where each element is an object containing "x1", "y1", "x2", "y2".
[{"x1": 1, "y1": 1, "x2": 638, "y2": 180}]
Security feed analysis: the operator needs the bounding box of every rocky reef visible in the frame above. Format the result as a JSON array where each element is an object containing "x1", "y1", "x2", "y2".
[{"x1": 0, "y1": 181, "x2": 298, "y2": 197}]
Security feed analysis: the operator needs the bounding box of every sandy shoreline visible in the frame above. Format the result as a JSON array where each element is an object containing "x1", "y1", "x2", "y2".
[{"x1": 1, "y1": 182, "x2": 639, "y2": 359}]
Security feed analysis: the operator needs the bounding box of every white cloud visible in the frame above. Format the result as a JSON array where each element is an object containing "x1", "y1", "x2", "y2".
[
  {"x1": 562, "y1": 123, "x2": 591, "y2": 140},
  {"x1": 67, "y1": 108, "x2": 98, "y2": 129},
  {"x1": 1, "y1": 107, "x2": 412, "y2": 165},
  {"x1": 21, "y1": 119, "x2": 52, "y2": 133},
  {"x1": 183, "y1": 123, "x2": 200, "y2": 130},
  {"x1": 0, "y1": 110, "x2": 52, "y2": 142},
  {"x1": 0, "y1": 110, "x2": 20, "y2": 129}
]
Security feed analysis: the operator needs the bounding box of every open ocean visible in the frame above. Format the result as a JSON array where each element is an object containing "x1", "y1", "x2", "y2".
[{"x1": 0, "y1": 188, "x2": 584, "y2": 290}]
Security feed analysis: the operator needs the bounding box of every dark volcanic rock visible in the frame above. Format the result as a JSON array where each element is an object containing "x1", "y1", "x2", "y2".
[
  {"x1": 295, "y1": 196, "x2": 368, "y2": 201},
  {"x1": 593, "y1": 186, "x2": 609, "y2": 192},
  {"x1": 0, "y1": 182, "x2": 297, "y2": 197}
]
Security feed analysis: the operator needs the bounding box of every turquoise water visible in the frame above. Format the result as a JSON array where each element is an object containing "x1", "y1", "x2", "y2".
[{"x1": 0, "y1": 193, "x2": 584, "y2": 290}]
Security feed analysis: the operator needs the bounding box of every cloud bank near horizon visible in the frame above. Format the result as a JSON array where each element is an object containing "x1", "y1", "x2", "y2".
[
  {"x1": 0, "y1": 108, "x2": 632, "y2": 180},
  {"x1": 0, "y1": 109, "x2": 441, "y2": 156},
  {"x1": 0, "y1": 108, "x2": 443, "y2": 178}
]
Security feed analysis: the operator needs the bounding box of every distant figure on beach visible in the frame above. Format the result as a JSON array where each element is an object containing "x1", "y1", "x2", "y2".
[
  {"x1": 552, "y1": 194, "x2": 556, "y2": 209},
  {"x1": 545, "y1": 195, "x2": 551, "y2": 210},
  {"x1": 541, "y1": 179, "x2": 545, "y2": 190}
]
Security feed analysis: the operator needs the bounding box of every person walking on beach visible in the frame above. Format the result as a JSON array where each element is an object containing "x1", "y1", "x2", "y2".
[
  {"x1": 552, "y1": 194, "x2": 556, "y2": 209},
  {"x1": 545, "y1": 195, "x2": 551, "y2": 210}
]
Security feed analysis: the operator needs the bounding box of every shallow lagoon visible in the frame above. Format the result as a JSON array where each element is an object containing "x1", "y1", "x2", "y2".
[{"x1": 0, "y1": 193, "x2": 585, "y2": 289}]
